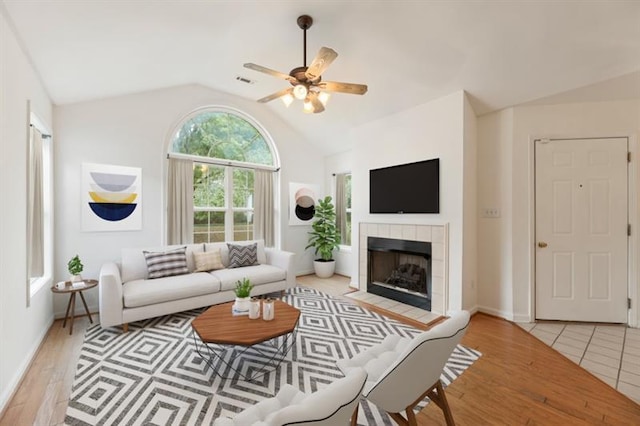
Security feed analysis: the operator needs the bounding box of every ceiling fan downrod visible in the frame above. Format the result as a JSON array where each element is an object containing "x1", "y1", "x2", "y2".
[{"x1": 297, "y1": 15, "x2": 313, "y2": 68}]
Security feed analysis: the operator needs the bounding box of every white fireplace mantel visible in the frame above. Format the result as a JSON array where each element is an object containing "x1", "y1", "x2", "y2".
[{"x1": 358, "y1": 222, "x2": 449, "y2": 315}]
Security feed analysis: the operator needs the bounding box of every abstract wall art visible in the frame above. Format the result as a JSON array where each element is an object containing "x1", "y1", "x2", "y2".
[
  {"x1": 81, "y1": 163, "x2": 142, "y2": 231},
  {"x1": 289, "y1": 182, "x2": 320, "y2": 226}
]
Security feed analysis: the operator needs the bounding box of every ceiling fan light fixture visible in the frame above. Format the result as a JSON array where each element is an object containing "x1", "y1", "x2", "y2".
[
  {"x1": 293, "y1": 84, "x2": 308, "y2": 100},
  {"x1": 318, "y1": 91, "x2": 330, "y2": 106},
  {"x1": 303, "y1": 97, "x2": 314, "y2": 113},
  {"x1": 281, "y1": 93, "x2": 294, "y2": 107}
]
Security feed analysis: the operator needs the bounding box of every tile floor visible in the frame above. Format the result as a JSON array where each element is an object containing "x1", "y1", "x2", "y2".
[{"x1": 517, "y1": 321, "x2": 640, "y2": 403}]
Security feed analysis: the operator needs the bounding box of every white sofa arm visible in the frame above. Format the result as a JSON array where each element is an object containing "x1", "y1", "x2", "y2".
[
  {"x1": 99, "y1": 262, "x2": 124, "y2": 328},
  {"x1": 265, "y1": 248, "x2": 296, "y2": 289}
]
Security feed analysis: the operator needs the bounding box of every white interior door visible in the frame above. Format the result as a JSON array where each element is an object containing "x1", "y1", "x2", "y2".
[{"x1": 535, "y1": 138, "x2": 628, "y2": 322}]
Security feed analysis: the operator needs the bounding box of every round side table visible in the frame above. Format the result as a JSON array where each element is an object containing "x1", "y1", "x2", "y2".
[{"x1": 51, "y1": 279, "x2": 98, "y2": 335}]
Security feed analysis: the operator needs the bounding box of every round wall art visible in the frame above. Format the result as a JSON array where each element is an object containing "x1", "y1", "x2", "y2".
[{"x1": 289, "y1": 183, "x2": 320, "y2": 226}]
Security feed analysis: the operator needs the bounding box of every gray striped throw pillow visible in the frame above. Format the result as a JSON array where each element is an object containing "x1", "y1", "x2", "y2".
[{"x1": 143, "y1": 247, "x2": 189, "y2": 279}]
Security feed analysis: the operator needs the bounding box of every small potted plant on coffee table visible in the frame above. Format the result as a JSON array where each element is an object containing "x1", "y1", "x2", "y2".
[
  {"x1": 68, "y1": 255, "x2": 84, "y2": 283},
  {"x1": 233, "y1": 278, "x2": 253, "y2": 314}
]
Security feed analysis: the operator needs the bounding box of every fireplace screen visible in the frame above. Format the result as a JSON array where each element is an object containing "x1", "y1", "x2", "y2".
[
  {"x1": 370, "y1": 252, "x2": 428, "y2": 296},
  {"x1": 367, "y1": 236, "x2": 432, "y2": 310}
]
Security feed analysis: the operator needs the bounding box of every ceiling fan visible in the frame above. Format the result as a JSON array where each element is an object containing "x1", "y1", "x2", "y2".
[{"x1": 244, "y1": 14, "x2": 368, "y2": 114}]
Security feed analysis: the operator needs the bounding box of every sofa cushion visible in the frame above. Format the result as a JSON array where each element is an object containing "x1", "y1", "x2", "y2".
[
  {"x1": 210, "y1": 264, "x2": 286, "y2": 292},
  {"x1": 205, "y1": 239, "x2": 266, "y2": 268},
  {"x1": 193, "y1": 249, "x2": 224, "y2": 272},
  {"x1": 144, "y1": 247, "x2": 189, "y2": 279},
  {"x1": 227, "y1": 243, "x2": 258, "y2": 268},
  {"x1": 121, "y1": 244, "x2": 204, "y2": 283},
  {"x1": 123, "y1": 272, "x2": 221, "y2": 308}
]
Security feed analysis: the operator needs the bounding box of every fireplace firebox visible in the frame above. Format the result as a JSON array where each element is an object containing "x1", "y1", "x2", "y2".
[{"x1": 367, "y1": 237, "x2": 431, "y2": 311}]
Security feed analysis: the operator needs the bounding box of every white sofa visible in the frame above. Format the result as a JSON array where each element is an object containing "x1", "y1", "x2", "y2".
[{"x1": 99, "y1": 240, "x2": 295, "y2": 330}]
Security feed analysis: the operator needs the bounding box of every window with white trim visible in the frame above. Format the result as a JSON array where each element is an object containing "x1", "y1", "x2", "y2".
[
  {"x1": 336, "y1": 172, "x2": 352, "y2": 247},
  {"x1": 170, "y1": 109, "x2": 276, "y2": 243},
  {"x1": 27, "y1": 115, "x2": 54, "y2": 299}
]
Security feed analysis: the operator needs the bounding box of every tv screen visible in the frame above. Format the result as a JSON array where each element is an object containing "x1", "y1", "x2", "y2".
[{"x1": 369, "y1": 158, "x2": 439, "y2": 214}]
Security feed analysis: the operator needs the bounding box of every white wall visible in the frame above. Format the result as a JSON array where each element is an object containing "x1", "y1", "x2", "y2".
[
  {"x1": 477, "y1": 99, "x2": 640, "y2": 322},
  {"x1": 476, "y1": 108, "x2": 514, "y2": 318},
  {"x1": 350, "y1": 90, "x2": 475, "y2": 313},
  {"x1": 53, "y1": 84, "x2": 324, "y2": 317},
  {"x1": 462, "y1": 95, "x2": 478, "y2": 311},
  {"x1": 324, "y1": 150, "x2": 354, "y2": 277},
  {"x1": 0, "y1": 8, "x2": 54, "y2": 412}
]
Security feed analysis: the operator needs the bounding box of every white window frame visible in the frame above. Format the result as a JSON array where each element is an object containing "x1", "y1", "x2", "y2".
[
  {"x1": 169, "y1": 106, "x2": 278, "y2": 245},
  {"x1": 28, "y1": 111, "x2": 54, "y2": 301},
  {"x1": 337, "y1": 172, "x2": 352, "y2": 249}
]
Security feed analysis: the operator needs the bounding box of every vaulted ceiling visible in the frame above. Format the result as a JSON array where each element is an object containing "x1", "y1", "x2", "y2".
[{"x1": 3, "y1": 1, "x2": 639, "y2": 154}]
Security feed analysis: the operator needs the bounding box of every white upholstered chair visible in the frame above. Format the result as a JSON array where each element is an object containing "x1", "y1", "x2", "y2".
[
  {"x1": 337, "y1": 310, "x2": 471, "y2": 426},
  {"x1": 212, "y1": 367, "x2": 367, "y2": 426}
]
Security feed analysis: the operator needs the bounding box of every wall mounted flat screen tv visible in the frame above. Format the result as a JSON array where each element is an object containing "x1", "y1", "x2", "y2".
[{"x1": 370, "y1": 158, "x2": 439, "y2": 214}]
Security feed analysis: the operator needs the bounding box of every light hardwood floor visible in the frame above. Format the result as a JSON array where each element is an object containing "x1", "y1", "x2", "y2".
[{"x1": 2, "y1": 275, "x2": 639, "y2": 425}]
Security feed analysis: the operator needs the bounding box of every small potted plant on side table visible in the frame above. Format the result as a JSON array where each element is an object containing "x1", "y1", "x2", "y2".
[
  {"x1": 68, "y1": 255, "x2": 84, "y2": 283},
  {"x1": 233, "y1": 278, "x2": 253, "y2": 314}
]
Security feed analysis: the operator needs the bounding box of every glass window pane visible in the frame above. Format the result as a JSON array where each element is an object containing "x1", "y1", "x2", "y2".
[
  {"x1": 194, "y1": 164, "x2": 225, "y2": 208},
  {"x1": 345, "y1": 174, "x2": 352, "y2": 209},
  {"x1": 171, "y1": 111, "x2": 273, "y2": 166},
  {"x1": 233, "y1": 169, "x2": 254, "y2": 209},
  {"x1": 233, "y1": 211, "x2": 254, "y2": 241},
  {"x1": 345, "y1": 211, "x2": 352, "y2": 246},
  {"x1": 193, "y1": 211, "x2": 225, "y2": 243}
]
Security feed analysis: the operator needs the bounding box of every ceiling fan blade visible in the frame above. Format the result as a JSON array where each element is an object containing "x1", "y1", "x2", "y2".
[
  {"x1": 305, "y1": 47, "x2": 338, "y2": 81},
  {"x1": 318, "y1": 81, "x2": 368, "y2": 95},
  {"x1": 309, "y1": 93, "x2": 325, "y2": 113},
  {"x1": 257, "y1": 87, "x2": 293, "y2": 103},
  {"x1": 244, "y1": 63, "x2": 296, "y2": 83}
]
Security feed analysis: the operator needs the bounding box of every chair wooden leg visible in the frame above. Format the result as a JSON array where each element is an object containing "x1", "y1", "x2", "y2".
[
  {"x1": 405, "y1": 407, "x2": 417, "y2": 426},
  {"x1": 434, "y1": 380, "x2": 455, "y2": 426},
  {"x1": 122, "y1": 323, "x2": 129, "y2": 333},
  {"x1": 391, "y1": 380, "x2": 455, "y2": 426},
  {"x1": 350, "y1": 403, "x2": 359, "y2": 426}
]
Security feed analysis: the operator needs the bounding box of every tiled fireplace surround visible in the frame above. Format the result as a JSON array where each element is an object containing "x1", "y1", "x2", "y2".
[{"x1": 359, "y1": 223, "x2": 448, "y2": 315}]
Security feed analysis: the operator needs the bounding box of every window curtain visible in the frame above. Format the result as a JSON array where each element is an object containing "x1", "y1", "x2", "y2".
[
  {"x1": 167, "y1": 158, "x2": 194, "y2": 245},
  {"x1": 27, "y1": 127, "x2": 44, "y2": 278},
  {"x1": 254, "y1": 169, "x2": 274, "y2": 247},
  {"x1": 335, "y1": 173, "x2": 347, "y2": 245}
]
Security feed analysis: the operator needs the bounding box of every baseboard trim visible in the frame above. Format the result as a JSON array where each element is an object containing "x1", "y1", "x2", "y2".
[
  {"x1": 477, "y1": 305, "x2": 515, "y2": 322},
  {"x1": 0, "y1": 314, "x2": 54, "y2": 416},
  {"x1": 54, "y1": 303, "x2": 99, "y2": 320}
]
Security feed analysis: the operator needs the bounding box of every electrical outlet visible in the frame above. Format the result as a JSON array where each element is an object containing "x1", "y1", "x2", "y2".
[{"x1": 482, "y1": 208, "x2": 500, "y2": 218}]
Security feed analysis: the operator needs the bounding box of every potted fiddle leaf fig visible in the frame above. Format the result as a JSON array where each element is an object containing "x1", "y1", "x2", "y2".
[
  {"x1": 306, "y1": 196, "x2": 341, "y2": 278},
  {"x1": 233, "y1": 278, "x2": 253, "y2": 313},
  {"x1": 68, "y1": 255, "x2": 84, "y2": 283}
]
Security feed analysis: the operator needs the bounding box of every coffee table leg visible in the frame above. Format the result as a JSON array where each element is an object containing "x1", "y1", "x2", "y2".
[
  {"x1": 63, "y1": 293, "x2": 73, "y2": 329},
  {"x1": 79, "y1": 291, "x2": 93, "y2": 323},
  {"x1": 69, "y1": 292, "x2": 76, "y2": 335}
]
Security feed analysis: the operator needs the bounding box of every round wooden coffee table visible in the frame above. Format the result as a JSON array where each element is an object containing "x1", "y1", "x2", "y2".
[
  {"x1": 51, "y1": 279, "x2": 98, "y2": 335},
  {"x1": 191, "y1": 299, "x2": 300, "y2": 381}
]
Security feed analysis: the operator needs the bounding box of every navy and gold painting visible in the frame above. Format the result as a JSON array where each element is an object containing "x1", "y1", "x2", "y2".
[{"x1": 82, "y1": 163, "x2": 142, "y2": 231}]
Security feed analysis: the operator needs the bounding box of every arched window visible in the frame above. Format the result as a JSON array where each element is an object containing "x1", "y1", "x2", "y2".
[{"x1": 168, "y1": 108, "x2": 278, "y2": 244}]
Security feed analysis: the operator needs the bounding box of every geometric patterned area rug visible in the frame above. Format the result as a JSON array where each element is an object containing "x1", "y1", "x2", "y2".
[{"x1": 66, "y1": 287, "x2": 481, "y2": 425}]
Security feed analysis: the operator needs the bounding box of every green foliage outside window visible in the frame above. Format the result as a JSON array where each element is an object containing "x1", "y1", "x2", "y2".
[
  {"x1": 171, "y1": 110, "x2": 273, "y2": 243},
  {"x1": 172, "y1": 111, "x2": 273, "y2": 165}
]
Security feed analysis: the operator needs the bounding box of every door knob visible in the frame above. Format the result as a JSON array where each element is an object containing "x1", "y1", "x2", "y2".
[{"x1": 538, "y1": 242, "x2": 548, "y2": 248}]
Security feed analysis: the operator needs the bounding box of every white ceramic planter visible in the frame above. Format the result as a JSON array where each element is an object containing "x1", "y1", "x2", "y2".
[
  {"x1": 313, "y1": 260, "x2": 336, "y2": 278},
  {"x1": 234, "y1": 297, "x2": 251, "y2": 312}
]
